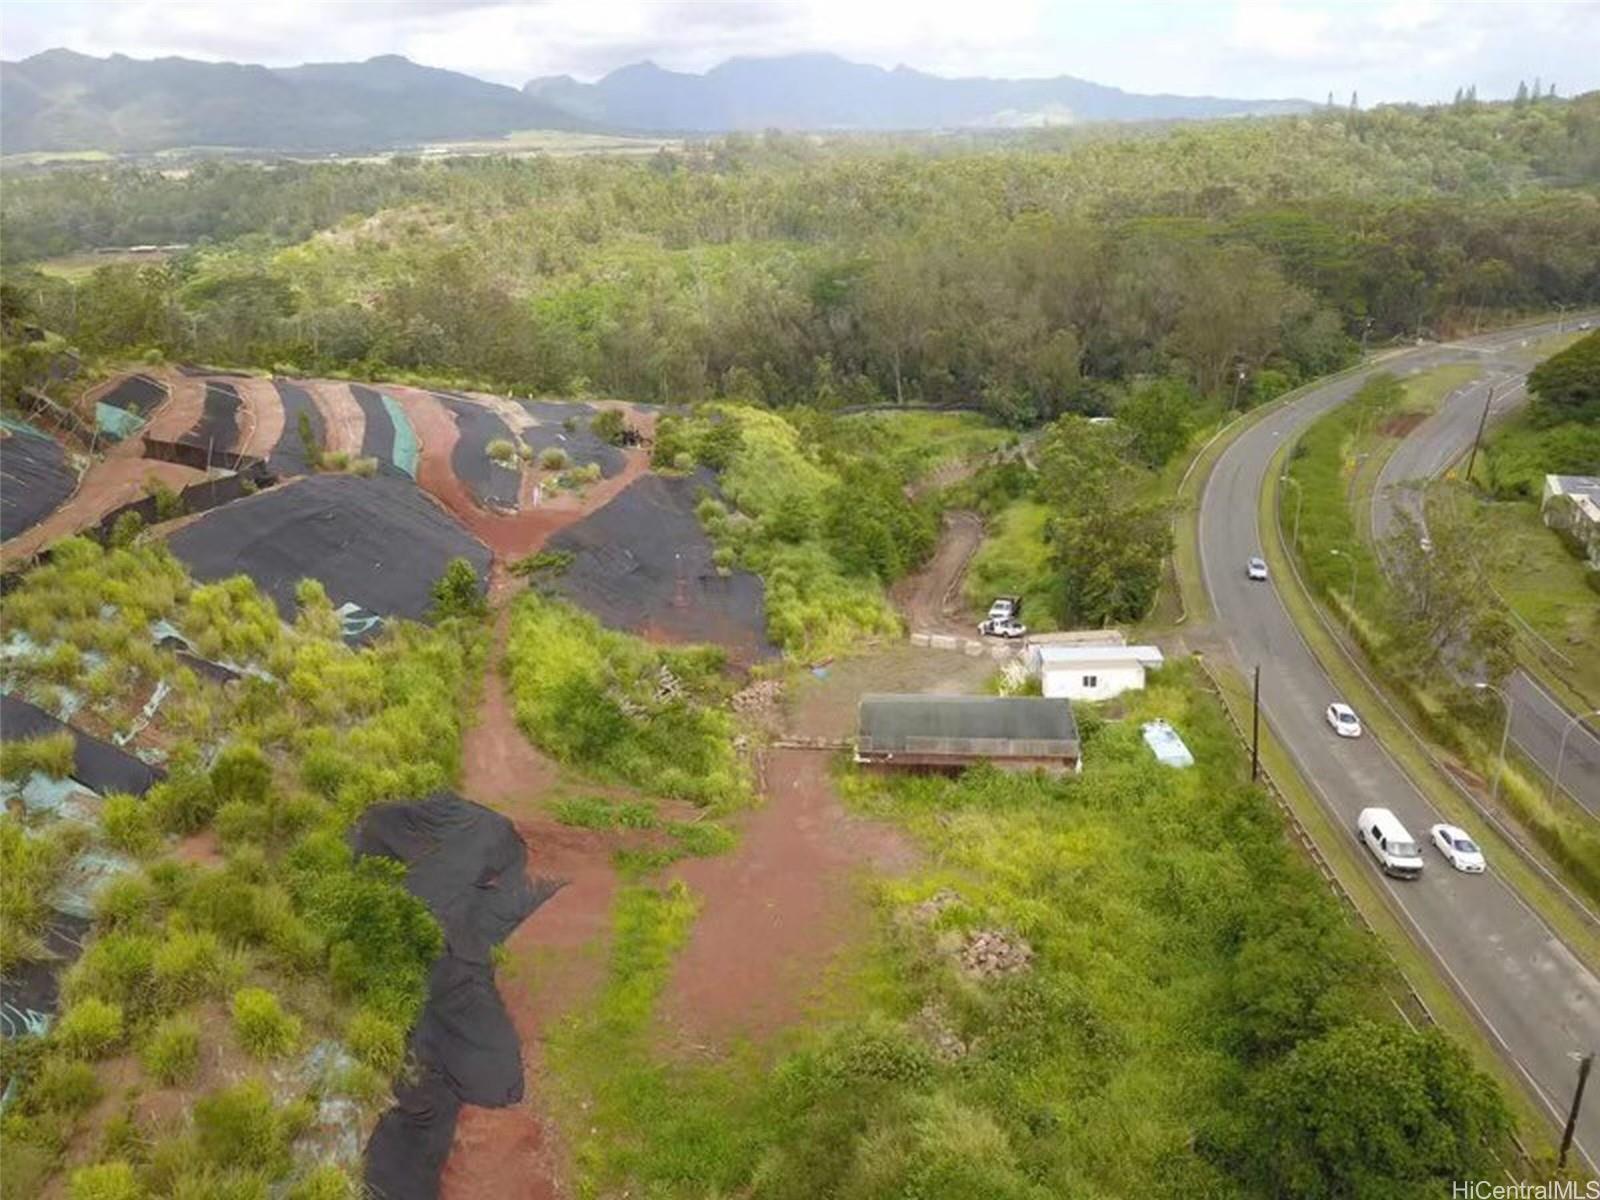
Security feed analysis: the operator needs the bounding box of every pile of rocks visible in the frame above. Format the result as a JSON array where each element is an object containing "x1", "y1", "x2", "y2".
[
  {"x1": 655, "y1": 665, "x2": 685, "y2": 703},
  {"x1": 730, "y1": 678, "x2": 782, "y2": 726},
  {"x1": 958, "y1": 929, "x2": 1034, "y2": 980}
]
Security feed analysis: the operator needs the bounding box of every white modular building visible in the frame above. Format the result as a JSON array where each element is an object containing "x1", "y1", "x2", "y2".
[{"x1": 1028, "y1": 643, "x2": 1165, "y2": 701}]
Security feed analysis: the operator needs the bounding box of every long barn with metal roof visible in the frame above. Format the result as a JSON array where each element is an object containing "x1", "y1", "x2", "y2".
[{"x1": 855, "y1": 694, "x2": 1080, "y2": 774}]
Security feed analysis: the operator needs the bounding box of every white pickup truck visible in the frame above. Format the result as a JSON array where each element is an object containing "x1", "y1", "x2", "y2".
[{"x1": 978, "y1": 596, "x2": 1026, "y2": 639}]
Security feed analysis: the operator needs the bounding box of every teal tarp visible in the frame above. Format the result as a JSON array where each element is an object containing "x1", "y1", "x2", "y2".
[
  {"x1": 381, "y1": 393, "x2": 418, "y2": 479},
  {"x1": 95, "y1": 401, "x2": 146, "y2": 441}
]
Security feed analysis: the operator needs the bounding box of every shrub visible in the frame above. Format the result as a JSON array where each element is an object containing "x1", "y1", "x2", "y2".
[
  {"x1": 344, "y1": 1009, "x2": 406, "y2": 1076},
  {"x1": 0, "y1": 732, "x2": 76, "y2": 782},
  {"x1": 140, "y1": 1014, "x2": 201, "y2": 1085},
  {"x1": 210, "y1": 743, "x2": 271, "y2": 809},
  {"x1": 152, "y1": 928, "x2": 224, "y2": 1005},
  {"x1": 144, "y1": 475, "x2": 185, "y2": 522},
  {"x1": 230, "y1": 987, "x2": 300, "y2": 1059},
  {"x1": 67, "y1": 933, "x2": 156, "y2": 1013},
  {"x1": 539, "y1": 447, "x2": 569, "y2": 470},
  {"x1": 101, "y1": 793, "x2": 160, "y2": 858},
  {"x1": 193, "y1": 1080, "x2": 308, "y2": 1174},
  {"x1": 109, "y1": 511, "x2": 146, "y2": 548},
  {"x1": 350, "y1": 456, "x2": 378, "y2": 478},
  {"x1": 591, "y1": 408, "x2": 629, "y2": 445},
  {"x1": 287, "y1": 1165, "x2": 360, "y2": 1200},
  {"x1": 429, "y1": 557, "x2": 485, "y2": 622},
  {"x1": 68, "y1": 1162, "x2": 144, "y2": 1200},
  {"x1": 94, "y1": 874, "x2": 157, "y2": 930},
  {"x1": 55, "y1": 997, "x2": 124, "y2": 1059},
  {"x1": 486, "y1": 438, "x2": 516, "y2": 464},
  {"x1": 31, "y1": 1058, "x2": 101, "y2": 1114}
]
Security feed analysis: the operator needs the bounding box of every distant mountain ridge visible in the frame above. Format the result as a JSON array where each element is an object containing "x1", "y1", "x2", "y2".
[
  {"x1": 525, "y1": 52, "x2": 1313, "y2": 132},
  {"x1": 0, "y1": 48, "x2": 1312, "y2": 155},
  {"x1": 0, "y1": 49, "x2": 586, "y2": 154}
]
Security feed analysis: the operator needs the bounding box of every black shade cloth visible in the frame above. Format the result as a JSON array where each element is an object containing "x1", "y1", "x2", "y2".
[
  {"x1": 349, "y1": 384, "x2": 398, "y2": 471},
  {"x1": 98, "y1": 373, "x2": 165, "y2": 415},
  {"x1": 354, "y1": 793, "x2": 563, "y2": 1200},
  {"x1": 178, "y1": 381, "x2": 241, "y2": 454},
  {"x1": 546, "y1": 471, "x2": 773, "y2": 660},
  {"x1": 0, "y1": 693, "x2": 163, "y2": 796},
  {"x1": 269, "y1": 379, "x2": 325, "y2": 476},
  {"x1": 0, "y1": 913, "x2": 91, "y2": 1037},
  {"x1": 1, "y1": 425, "x2": 75, "y2": 540},
  {"x1": 434, "y1": 395, "x2": 520, "y2": 510},
  {"x1": 167, "y1": 473, "x2": 489, "y2": 624}
]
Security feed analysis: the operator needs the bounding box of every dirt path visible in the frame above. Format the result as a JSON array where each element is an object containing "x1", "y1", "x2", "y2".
[
  {"x1": 390, "y1": 387, "x2": 651, "y2": 563},
  {"x1": 307, "y1": 380, "x2": 365, "y2": 457},
  {"x1": 659, "y1": 748, "x2": 916, "y2": 1050},
  {"x1": 233, "y1": 376, "x2": 281, "y2": 460},
  {"x1": 890, "y1": 509, "x2": 983, "y2": 636},
  {"x1": 142, "y1": 373, "x2": 206, "y2": 443}
]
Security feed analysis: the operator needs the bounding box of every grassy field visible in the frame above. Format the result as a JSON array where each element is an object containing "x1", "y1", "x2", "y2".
[
  {"x1": 961, "y1": 500, "x2": 1057, "y2": 630},
  {"x1": 35, "y1": 251, "x2": 173, "y2": 280},
  {"x1": 1433, "y1": 483, "x2": 1600, "y2": 707}
]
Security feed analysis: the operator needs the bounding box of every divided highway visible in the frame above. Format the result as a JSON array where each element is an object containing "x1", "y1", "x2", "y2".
[
  {"x1": 1371, "y1": 362, "x2": 1600, "y2": 815},
  {"x1": 1198, "y1": 320, "x2": 1600, "y2": 1166}
]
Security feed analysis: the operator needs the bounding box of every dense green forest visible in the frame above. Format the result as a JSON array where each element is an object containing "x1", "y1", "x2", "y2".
[{"x1": 4, "y1": 96, "x2": 1599, "y2": 422}]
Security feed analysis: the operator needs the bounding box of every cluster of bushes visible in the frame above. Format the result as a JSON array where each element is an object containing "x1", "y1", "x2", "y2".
[
  {"x1": 504, "y1": 594, "x2": 746, "y2": 807},
  {"x1": 1483, "y1": 330, "x2": 1600, "y2": 498},
  {"x1": 0, "y1": 541, "x2": 484, "y2": 1196}
]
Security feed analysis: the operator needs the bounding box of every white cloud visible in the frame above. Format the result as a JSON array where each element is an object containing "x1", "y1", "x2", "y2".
[{"x1": 1, "y1": 0, "x2": 1595, "y2": 103}]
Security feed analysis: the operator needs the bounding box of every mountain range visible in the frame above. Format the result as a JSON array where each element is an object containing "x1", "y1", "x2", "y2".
[
  {"x1": 1, "y1": 48, "x2": 1312, "y2": 155},
  {"x1": 527, "y1": 53, "x2": 1311, "y2": 132}
]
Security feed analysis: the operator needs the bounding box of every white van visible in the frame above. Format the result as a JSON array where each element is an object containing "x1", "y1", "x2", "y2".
[{"x1": 1358, "y1": 807, "x2": 1424, "y2": 879}]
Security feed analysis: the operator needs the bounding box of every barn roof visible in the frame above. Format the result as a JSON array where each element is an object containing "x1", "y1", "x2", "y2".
[{"x1": 857, "y1": 694, "x2": 1079, "y2": 759}]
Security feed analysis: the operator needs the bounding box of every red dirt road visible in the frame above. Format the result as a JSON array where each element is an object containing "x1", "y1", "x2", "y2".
[
  {"x1": 890, "y1": 509, "x2": 983, "y2": 636},
  {"x1": 660, "y1": 748, "x2": 915, "y2": 1049},
  {"x1": 234, "y1": 377, "x2": 282, "y2": 460},
  {"x1": 308, "y1": 380, "x2": 365, "y2": 457}
]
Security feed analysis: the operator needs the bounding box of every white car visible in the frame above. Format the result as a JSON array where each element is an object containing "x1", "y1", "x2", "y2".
[
  {"x1": 1246, "y1": 556, "x2": 1269, "y2": 581},
  {"x1": 978, "y1": 617, "x2": 1027, "y2": 639},
  {"x1": 1430, "y1": 824, "x2": 1486, "y2": 873},
  {"x1": 1326, "y1": 702, "x2": 1362, "y2": 738}
]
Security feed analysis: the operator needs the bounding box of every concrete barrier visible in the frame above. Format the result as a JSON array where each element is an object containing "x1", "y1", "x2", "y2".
[{"x1": 910, "y1": 632, "x2": 932, "y2": 648}]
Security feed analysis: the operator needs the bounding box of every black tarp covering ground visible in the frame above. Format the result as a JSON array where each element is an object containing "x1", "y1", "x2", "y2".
[
  {"x1": 178, "y1": 381, "x2": 241, "y2": 454},
  {"x1": 0, "y1": 913, "x2": 90, "y2": 1037},
  {"x1": 350, "y1": 384, "x2": 397, "y2": 469},
  {"x1": 354, "y1": 793, "x2": 562, "y2": 1200},
  {"x1": 546, "y1": 471, "x2": 774, "y2": 661},
  {"x1": 167, "y1": 473, "x2": 489, "y2": 624},
  {"x1": 98, "y1": 373, "x2": 166, "y2": 416},
  {"x1": 516, "y1": 398, "x2": 627, "y2": 479},
  {"x1": 434, "y1": 394, "x2": 520, "y2": 510},
  {"x1": 269, "y1": 379, "x2": 325, "y2": 476},
  {"x1": 0, "y1": 693, "x2": 162, "y2": 796},
  {"x1": 0, "y1": 424, "x2": 75, "y2": 540}
]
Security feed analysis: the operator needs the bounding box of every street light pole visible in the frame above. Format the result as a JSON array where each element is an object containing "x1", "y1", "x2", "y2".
[
  {"x1": 1549, "y1": 708, "x2": 1600, "y2": 805},
  {"x1": 1359, "y1": 317, "x2": 1374, "y2": 357},
  {"x1": 1474, "y1": 681, "x2": 1514, "y2": 807},
  {"x1": 1559, "y1": 1052, "x2": 1594, "y2": 1172},
  {"x1": 1464, "y1": 383, "x2": 1496, "y2": 486}
]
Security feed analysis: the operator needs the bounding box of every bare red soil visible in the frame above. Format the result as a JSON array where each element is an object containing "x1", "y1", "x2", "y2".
[
  {"x1": 890, "y1": 509, "x2": 983, "y2": 636},
  {"x1": 660, "y1": 748, "x2": 916, "y2": 1050},
  {"x1": 141, "y1": 373, "x2": 205, "y2": 443},
  {"x1": 307, "y1": 380, "x2": 365, "y2": 456},
  {"x1": 233, "y1": 376, "x2": 281, "y2": 459},
  {"x1": 388, "y1": 387, "x2": 650, "y2": 562}
]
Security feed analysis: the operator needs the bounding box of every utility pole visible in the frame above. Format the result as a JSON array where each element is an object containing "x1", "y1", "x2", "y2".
[
  {"x1": 1558, "y1": 1052, "x2": 1593, "y2": 1171},
  {"x1": 1230, "y1": 365, "x2": 1247, "y2": 412},
  {"x1": 1359, "y1": 317, "x2": 1374, "y2": 357},
  {"x1": 1251, "y1": 665, "x2": 1261, "y2": 782},
  {"x1": 1464, "y1": 383, "x2": 1495, "y2": 486}
]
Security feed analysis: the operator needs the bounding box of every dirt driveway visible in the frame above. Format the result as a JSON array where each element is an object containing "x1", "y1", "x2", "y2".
[{"x1": 890, "y1": 509, "x2": 983, "y2": 636}]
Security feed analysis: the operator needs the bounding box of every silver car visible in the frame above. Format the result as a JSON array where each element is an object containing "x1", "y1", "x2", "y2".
[{"x1": 1246, "y1": 556, "x2": 1268, "y2": 581}]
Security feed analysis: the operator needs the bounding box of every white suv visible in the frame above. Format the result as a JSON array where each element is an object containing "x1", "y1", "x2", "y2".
[{"x1": 1358, "y1": 807, "x2": 1424, "y2": 879}]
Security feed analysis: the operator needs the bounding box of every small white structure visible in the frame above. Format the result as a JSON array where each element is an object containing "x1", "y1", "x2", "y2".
[{"x1": 1028, "y1": 643, "x2": 1164, "y2": 701}]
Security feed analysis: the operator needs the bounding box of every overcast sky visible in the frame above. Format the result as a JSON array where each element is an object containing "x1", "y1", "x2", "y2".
[{"x1": 3, "y1": 0, "x2": 1596, "y2": 104}]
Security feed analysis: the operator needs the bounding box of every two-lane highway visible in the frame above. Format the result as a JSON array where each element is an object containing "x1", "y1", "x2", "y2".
[
  {"x1": 1371, "y1": 361, "x2": 1600, "y2": 816},
  {"x1": 1198, "y1": 322, "x2": 1600, "y2": 1166}
]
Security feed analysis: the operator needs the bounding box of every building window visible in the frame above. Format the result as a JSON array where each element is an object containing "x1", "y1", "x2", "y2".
[{"x1": 1082, "y1": 674, "x2": 1098, "y2": 689}]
